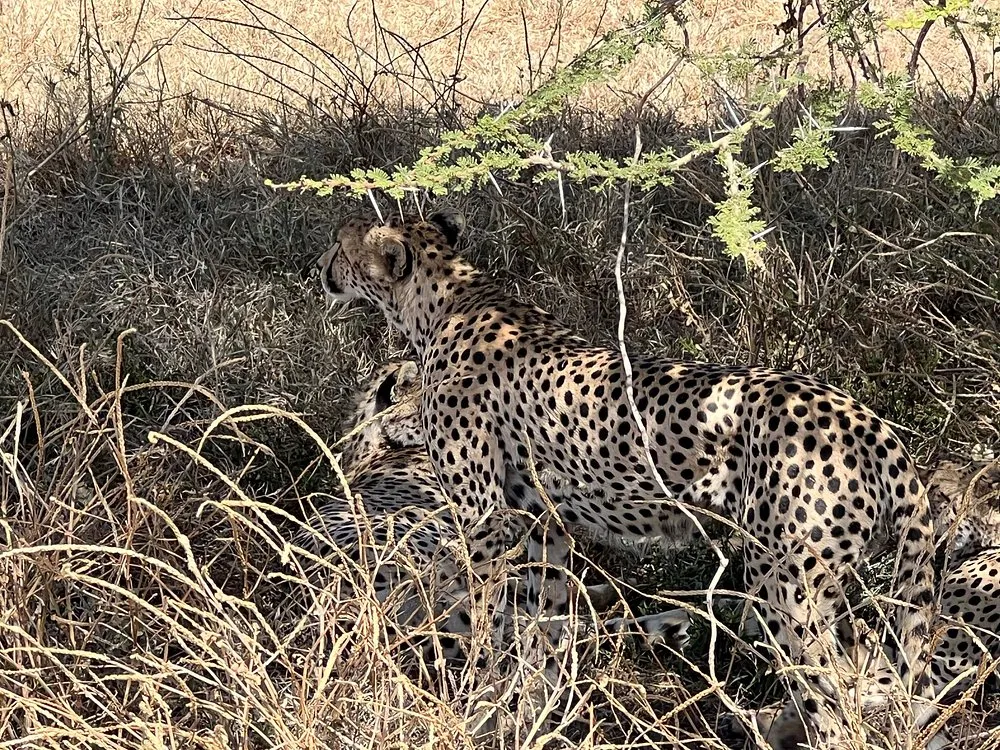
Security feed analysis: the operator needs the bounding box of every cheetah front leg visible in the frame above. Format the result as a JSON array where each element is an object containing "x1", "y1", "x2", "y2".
[
  {"x1": 742, "y1": 544, "x2": 857, "y2": 750},
  {"x1": 510, "y1": 481, "x2": 569, "y2": 618},
  {"x1": 422, "y1": 401, "x2": 572, "y2": 725},
  {"x1": 503, "y1": 468, "x2": 578, "y2": 671},
  {"x1": 421, "y1": 394, "x2": 523, "y2": 625}
]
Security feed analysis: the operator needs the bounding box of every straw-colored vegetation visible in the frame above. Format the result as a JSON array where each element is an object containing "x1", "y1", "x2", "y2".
[{"x1": 1, "y1": 0, "x2": 998, "y2": 748}]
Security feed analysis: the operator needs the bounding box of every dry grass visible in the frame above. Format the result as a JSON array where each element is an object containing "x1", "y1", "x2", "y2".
[
  {"x1": 2, "y1": 0, "x2": 996, "y2": 125},
  {"x1": 2, "y1": 0, "x2": 1000, "y2": 748}
]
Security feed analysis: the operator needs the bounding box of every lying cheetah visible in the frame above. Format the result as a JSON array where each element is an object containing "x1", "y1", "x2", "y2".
[
  {"x1": 925, "y1": 459, "x2": 1000, "y2": 564},
  {"x1": 923, "y1": 459, "x2": 1000, "y2": 698},
  {"x1": 933, "y1": 549, "x2": 1000, "y2": 699},
  {"x1": 296, "y1": 358, "x2": 692, "y2": 674},
  {"x1": 317, "y1": 210, "x2": 940, "y2": 748}
]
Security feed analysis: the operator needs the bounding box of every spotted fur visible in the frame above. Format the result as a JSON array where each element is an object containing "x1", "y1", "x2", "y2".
[
  {"x1": 924, "y1": 459, "x2": 1000, "y2": 563},
  {"x1": 297, "y1": 359, "x2": 692, "y2": 673},
  {"x1": 317, "y1": 210, "x2": 940, "y2": 747},
  {"x1": 922, "y1": 459, "x2": 1000, "y2": 698},
  {"x1": 747, "y1": 459, "x2": 999, "y2": 745}
]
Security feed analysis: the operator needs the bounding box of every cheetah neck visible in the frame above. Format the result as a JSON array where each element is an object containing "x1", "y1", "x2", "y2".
[{"x1": 392, "y1": 260, "x2": 500, "y2": 355}]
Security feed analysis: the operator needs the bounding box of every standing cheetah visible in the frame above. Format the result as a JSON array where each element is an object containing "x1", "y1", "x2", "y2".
[
  {"x1": 316, "y1": 209, "x2": 940, "y2": 748},
  {"x1": 296, "y1": 359, "x2": 691, "y2": 675},
  {"x1": 748, "y1": 459, "x2": 999, "y2": 746}
]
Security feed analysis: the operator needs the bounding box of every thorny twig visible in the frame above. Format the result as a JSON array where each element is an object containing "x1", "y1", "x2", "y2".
[
  {"x1": 907, "y1": 0, "x2": 945, "y2": 80},
  {"x1": 612, "y1": 125, "x2": 766, "y2": 742}
]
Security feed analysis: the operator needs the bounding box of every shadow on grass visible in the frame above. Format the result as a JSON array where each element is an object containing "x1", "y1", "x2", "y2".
[{"x1": 1, "y1": 79, "x2": 998, "y2": 748}]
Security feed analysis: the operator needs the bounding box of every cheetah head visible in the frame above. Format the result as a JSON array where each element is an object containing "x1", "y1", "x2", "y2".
[
  {"x1": 338, "y1": 359, "x2": 424, "y2": 470},
  {"x1": 923, "y1": 458, "x2": 1000, "y2": 557},
  {"x1": 317, "y1": 209, "x2": 466, "y2": 312}
]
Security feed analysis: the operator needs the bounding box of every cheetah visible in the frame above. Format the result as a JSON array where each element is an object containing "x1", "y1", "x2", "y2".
[
  {"x1": 316, "y1": 209, "x2": 940, "y2": 748},
  {"x1": 924, "y1": 458, "x2": 1000, "y2": 564},
  {"x1": 932, "y1": 548, "x2": 1000, "y2": 700},
  {"x1": 745, "y1": 458, "x2": 999, "y2": 746},
  {"x1": 922, "y1": 459, "x2": 1000, "y2": 699},
  {"x1": 296, "y1": 358, "x2": 692, "y2": 676}
]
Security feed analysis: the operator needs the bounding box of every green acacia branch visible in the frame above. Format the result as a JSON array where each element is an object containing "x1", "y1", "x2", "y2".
[
  {"x1": 709, "y1": 150, "x2": 769, "y2": 267},
  {"x1": 268, "y1": 104, "x2": 775, "y2": 199},
  {"x1": 266, "y1": 1, "x2": 998, "y2": 273},
  {"x1": 266, "y1": 5, "x2": 684, "y2": 199},
  {"x1": 887, "y1": 0, "x2": 972, "y2": 30},
  {"x1": 860, "y1": 77, "x2": 1000, "y2": 206}
]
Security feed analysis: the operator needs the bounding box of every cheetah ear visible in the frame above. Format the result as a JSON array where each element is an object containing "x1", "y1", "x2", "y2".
[
  {"x1": 428, "y1": 208, "x2": 466, "y2": 246},
  {"x1": 370, "y1": 236, "x2": 413, "y2": 283},
  {"x1": 395, "y1": 360, "x2": 420, "y2": 390},
  {"x1": 373, "y1": 368, "x2": 400, "y2": 414},
  {"x1": 373, "y1": 360, "x2": 419, "y2": 414}
]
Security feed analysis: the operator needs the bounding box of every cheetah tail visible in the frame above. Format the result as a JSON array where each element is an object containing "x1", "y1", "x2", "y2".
[{"x1": 888, "y1": 477, "x2": 939, "y2": 720}]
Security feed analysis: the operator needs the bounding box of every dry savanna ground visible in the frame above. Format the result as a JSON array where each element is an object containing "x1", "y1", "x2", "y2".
[{"x1": 1, "y1": 0, "x2": 999, "y2": 748}]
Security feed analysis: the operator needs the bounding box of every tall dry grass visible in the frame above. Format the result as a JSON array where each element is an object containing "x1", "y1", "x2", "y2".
[
  {"x1": 1, "y1": 0, "x2": 999, "y2": 748},
  {"x1": 3, "y1": 0, "x2": 996, "y2": 126}
]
